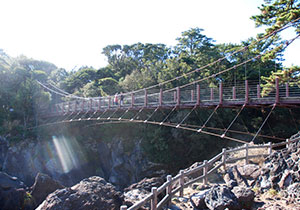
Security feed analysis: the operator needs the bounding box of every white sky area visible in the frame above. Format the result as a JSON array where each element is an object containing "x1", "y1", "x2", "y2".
[{"x1": 0, "y1": 0, "x2": 299, "y2": 71}]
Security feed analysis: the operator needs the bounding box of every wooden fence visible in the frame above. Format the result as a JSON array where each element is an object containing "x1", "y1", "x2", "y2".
[{"x1": 120, "y1": 137, "x2": 300, "y2": 210}]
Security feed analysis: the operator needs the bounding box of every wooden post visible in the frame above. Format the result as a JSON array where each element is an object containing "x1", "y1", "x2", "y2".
[
  {"x1": 245, "y1": 80, "x2": 249, "y2": 104},
  {"x1": 203, "y1": 160, "x2": 208, "y2": 185},
  {"x1": 219, "y1": 81, "x2": 223, "y2": 105},
  {"x1": 166, "y1": 175, "x2": 172, "y2": 206},
  {"x1": 196, "y1": 84, "x2": 200, "y2": 106},
  {"x1": 131, "y1": 93, "x2": 134, "y2": 108},
  {"x1": 210, "y1": 88, "x2": 214, "y2": 101},
  {"x1": 179, "y1": 170, "x2": 184, "y2": 197},
  {"x1": 245, "y1": 144, "x2": 249, "y2": 165},
  {"x1": 144, "y1": 89, "x2": 148, "y2": 107},
  {"x1": 176, "y1": 87, "x2": 180, "y2": 106},
  {"x1": 151, "y1": 187, "x2": 157, "y2": 210},
  {"x1": 191, "y1": 89, "x2": 194, "y2": 102},
  {"x1": 275, "y1": 77, "x2": 279, "y2": 104},
  {"x1": 232, "y1": 86, "x2": 236, "y2": 100},
  {"x1": 286, "y1": 83, "x2": 289, "y2": 97},
  {"x1": 222, "y1": 148, "x2": 227, "y2": 171},
  {"x1": 286, "y1": 139, "x2": 290, "y2": 149},
  {"x1": 159, "y1": 88, "x2": 163, "y2": 107},
  {"x1": 268, "y1": 142, "x2": 272, "y2": 155},
  {"x1": 120, "y1": 205, "x2": 127, "y2": 210},
  {"x1": 257, "y1": 84, "x2": 261, "y2": 98}
]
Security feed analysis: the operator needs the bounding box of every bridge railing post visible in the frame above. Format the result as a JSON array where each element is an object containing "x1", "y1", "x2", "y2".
[
  {"x1": 176, "y1": 87, "x2": 180, "y2": 106},
  {"x1": 245, "y1": 80, "x2": 249, "y2": 104},
  {"x1": 257, "y1": 84, "x2": 261, "y2": 98},
  {"x1": 219, "y1": 81, "x2": 223, "y2": 105},
  {"x1": 144, "y1": 89, "x2": 148, "y2": 107},
  {"x1": 81, "y1": 100, "x2": 85, "y2": 112},
  {"x1": 108, "y1": 97, "x2": 111, "y2": 109},
  {"x1": 191, "y1": 89, "x2": 194, "y2": 102},
  {"x1": 286, "y1": 83, "x2": 289, "y2": 97},
  {"x1": 98, "y1": 98, "x2": 101, "y2": 111},
  {"x1": 232, "y1": 86, "x2": 236, "y2": 100},
  {"x1": 275, "y1": 77, "x2": 280, "y2": 103},
  {"x1": 131, "y1": 93, "x2": 134, "y2": 108},
  {"x1": 210, "y1": 88, "x2": 214, "y2": 101},
  {"x1": 196, "y1": 84, "x2": 200, "y2": 106},
  {"x1": 159, "y1": 88, "x2": 163, "y2": 107},
  {"x1": 74, "y1": 101, "x2": 77, "y2": 112}
]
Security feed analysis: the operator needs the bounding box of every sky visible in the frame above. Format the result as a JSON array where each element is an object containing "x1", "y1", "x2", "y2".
[{"x1": 0, "y1": 0, "x2": 299, "y2": 71}]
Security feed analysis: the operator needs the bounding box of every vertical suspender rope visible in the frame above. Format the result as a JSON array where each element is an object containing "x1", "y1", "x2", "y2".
[{"x1": 251, "y1": 104, "x2": 276, "y2": 143}]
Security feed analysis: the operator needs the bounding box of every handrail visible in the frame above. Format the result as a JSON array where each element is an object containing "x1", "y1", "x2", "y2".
[{"x1": 120, "y1": 136, "x2": 300, "y2": 210}]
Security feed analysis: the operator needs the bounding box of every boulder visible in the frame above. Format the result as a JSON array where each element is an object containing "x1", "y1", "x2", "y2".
[
  {"x1": 124, "y1": 188, "x2": 149, "y2": 209},
  {"x1": 204, "y1": 185, "x2": 240, "y2": 210},
  {"x1": 124, "y1": 177, "x2": 164, "y2": 193},
  {"x1": 190, "y1": 189, "x2": 210, "y2": 209},
  {"x1": 0, "y1": 172, "x2": 34, "y2": 210},
  {"x1": 232, "y1": 186, "x2": 255, "y2": 210},
  {"x1": 30, "y1": 173, "x2": 64, "y2": 207},
  {"x1": 37, "y1": 176, "x2": 124, "y2": 210}
]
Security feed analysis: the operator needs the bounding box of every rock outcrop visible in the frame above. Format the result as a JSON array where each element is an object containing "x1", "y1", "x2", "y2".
[
  {"x1": 37, "y1": 176, "x2": 124, "y2": 210},
  {"x1": 30, "y1": 173, "x2": 65, "y2": 207}
]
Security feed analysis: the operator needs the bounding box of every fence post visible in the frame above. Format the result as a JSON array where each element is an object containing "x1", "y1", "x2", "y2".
[
  {"x1": 222, "y1": 148, "x2": 227, "y2": 171},
  {"x1": 219, "y1": 81, "x2": 223, "y2": 105},
  {"x1": 203, "y1": 160, "x2": 208, "y2": 185},
  {"x1": 275, "y1": 77, "x2": 279, "y2": 104},
  {"x1": 196, "y1": 84, "x2": 201, "y2": 106},
  {"x1": 257, "y1": 84, "x2": 261, "y2": 98},
  {"x1": 245, "y1": 80, "x2": 249, "y2": 104},
  {"x1": 286, "y1": 139, "x2": 290, "y2": 149},
  {"x1": 120, "y1": 205, "x2": 127, "y2": 210},
  {"x1": 151, "y1": 187, "x2": 157, "y2": 210},
  {"x1": 166, "y1": 175, "x2": 172, "y2": 206},
  {"x1": 179, "y1": 170, "x2": 184, "y2": 197},
  {"x1": 285, "y1": 83, "x2": 289, "y2": 97},
  {"x1": 232, "y1": 86, "x2": 236, "y2": 100},
  {"x1": 245, "y1": 144, "x2": 249, "y2": 165},
  {"x1": 268, "y1": 142, "x2": 272, "y2": 155}
]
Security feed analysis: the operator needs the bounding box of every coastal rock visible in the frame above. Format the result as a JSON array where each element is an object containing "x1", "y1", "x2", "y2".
[
  {"x1": 190, "y1": 189, "x2": 210, "y2": 209},
  {"x1": 30, "y1": 173, "x2": 64, "y2": 207},
  {"x1": 204, "y1": 185, "x2": 240, "y2": 210},
  {"x1": 232, "y1": 186, "x2": 254, "y2": 209},
  {"x1": 37, "y1": 176, "x2": 123, "y2": 210}
]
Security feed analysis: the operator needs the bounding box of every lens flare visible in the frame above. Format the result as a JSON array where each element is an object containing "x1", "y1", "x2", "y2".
[{"x1": 52, "y1": 135, "x2": 84, "y2": 173}]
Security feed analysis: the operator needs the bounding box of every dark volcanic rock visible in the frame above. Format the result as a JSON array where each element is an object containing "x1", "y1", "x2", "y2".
[
  {"x1": 37, "y1": 176, "x2": 123, "y2": 210},
  {"x1": 30, "y1": 173, "x2": 64, "y2": 207},
  {"x1": 232, "y1": 186, "x2": 254, "y2": 210},
  {"x1": 124, "y1": 177, "x2": 164, "y2": 193},
  {"x1": 0, "y1": 171, "x2": 32, "y2": 210},
  {"x1": 190, "y1": 189, "x2": 210, "y2": 209},
  {"x1": 204, "y1": 185, "x2": 240, "y2": 210}
]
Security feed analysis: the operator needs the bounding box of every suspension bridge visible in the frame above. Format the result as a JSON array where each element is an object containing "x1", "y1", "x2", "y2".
[{"x1": 37, "y1": 20, "x2": 300, "y2": 145}]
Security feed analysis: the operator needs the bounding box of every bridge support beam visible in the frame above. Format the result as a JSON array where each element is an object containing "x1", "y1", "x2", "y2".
[
  {"x1": 144, "y1": 89, "x2": 148, "y2": 107},
  {"x1": 245, "y1": 80, "x2": 249, "y2": 104},
  {"x1": 196, "y1": 84, "x2": 201, "y2": 106},
  {"x1": 275, "y1": 77, "x2": 280, "y2": 104},
  {"x1": 219, "y1": 82, "x2": 223, "y2": 105}
]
